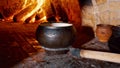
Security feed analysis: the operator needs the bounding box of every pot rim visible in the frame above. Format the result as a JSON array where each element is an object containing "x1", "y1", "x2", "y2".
[
  {"x1": 97, "y1": 24, "x2": 113, "y2": 27},
  {"x1": 39, "y1": 22, "x2": 73, "y2": 29}
]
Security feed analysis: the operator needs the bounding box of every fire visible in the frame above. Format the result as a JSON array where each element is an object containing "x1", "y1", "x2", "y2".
[
  {"x1": 22, "y1": 0, "x2": 28, "y2": 8},
  {"x1": 1, "y1": 0, "x2": 61, "y2": 23},
  {"x1": 36, "y1": 8, "x2": 48, "y2": 23},
  {"x1": 12, "y1": 0, "x2": 46, "y2": 23},
  {"x1": 39, "y1": 16, "x2": 47, "y2": 22},
  {"x1": 21, "y1": 0, "x2": 45, "y2": 22},
  {"x1": 0, "y1": 0, "x2": 73, "y2": 23},
  {"x1": 55, "y1": 15, "x2": 60, "y2": 22}
]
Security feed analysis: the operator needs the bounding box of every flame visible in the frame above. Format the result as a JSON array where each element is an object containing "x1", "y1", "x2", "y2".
[
  {"x1": 39, "y1": 16, "x2": 47, "y2": 22},
  {"x1": 39, "y1": 8, "x2": 47, "y2": 22},
  {"x1": 22, "y1": 0, "x2": 28, "y2": 7},
  {"x1": 21, "y1": 0, "x2": 45, "y2": 22},
  {"x1": 55, "y1": 15, "x2": 60, "y2": 22},
  {"x1": 35, "y1": 8, "x2": 48, "y2": 23}
]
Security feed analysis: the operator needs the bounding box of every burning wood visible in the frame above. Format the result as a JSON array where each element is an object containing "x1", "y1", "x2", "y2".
[
  {"x1": 0, "y1": 0, "x2": 82, "y2": 24},
  {"x1": 25, "y1": 13, "x2": 36, "y2": 23},
  {"x1": 0, "y1": 0, "x2": 46, "y2": 23},
  {"x1": 0, "y1": 0, "x2": 32, "y2": 20},
  {"x1": 35, "y1": 9, "x2": 48, "y2": 22},
  {"x1": 14, "y1": 0, "x2": 45, "y2": 23}
]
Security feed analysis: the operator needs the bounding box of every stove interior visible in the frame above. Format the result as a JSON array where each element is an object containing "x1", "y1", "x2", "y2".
[{"x1": 0, "y1": 0, "x2": 120, "y2": 68}]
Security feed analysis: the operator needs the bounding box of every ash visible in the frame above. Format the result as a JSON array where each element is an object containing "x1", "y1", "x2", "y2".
[
  {"x1": 13, "y1": 38, "x2": 120, "y2": 68},
  {"x1": 13, "y1": 51, "x2": 120, "y2": 68},
  {"x1": 81, "y1": 38, "x2": 110, "y2": 51}
]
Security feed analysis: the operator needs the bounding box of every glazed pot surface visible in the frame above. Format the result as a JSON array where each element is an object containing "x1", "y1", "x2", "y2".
[
  {"x1": 36, "y1": 22, "x2": 76, "y2": 51},
  {"x1": 96, "y1": 24, "x2": 112, "y2": 42}
]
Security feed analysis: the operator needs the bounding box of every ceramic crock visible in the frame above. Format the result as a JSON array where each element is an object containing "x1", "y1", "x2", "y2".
[{"x1": 96, "y1": 24, "x2": 112, "y2": 42}]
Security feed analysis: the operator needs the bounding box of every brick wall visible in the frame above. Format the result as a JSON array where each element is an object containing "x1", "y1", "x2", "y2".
[{"x1": 82, "y1": 0, "x2": 120, "y2": 29}]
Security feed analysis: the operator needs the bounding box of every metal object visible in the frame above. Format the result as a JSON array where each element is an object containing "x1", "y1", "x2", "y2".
[{"x1": 36, "y1": 22, "x2": 76, "y2": 51}]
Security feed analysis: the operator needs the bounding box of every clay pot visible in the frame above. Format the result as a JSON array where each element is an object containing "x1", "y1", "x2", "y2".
[
  {"x1": 96, "y1": 24, "x2": 112, "y2": 42},
  {"x1": 36, "y1": 22, "x2": 76, "y2": 51}
]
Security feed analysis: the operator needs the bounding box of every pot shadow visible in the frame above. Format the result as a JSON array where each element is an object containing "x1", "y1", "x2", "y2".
[{"x1": 72, "y1": 26, "x2": 95, "y2": 48}]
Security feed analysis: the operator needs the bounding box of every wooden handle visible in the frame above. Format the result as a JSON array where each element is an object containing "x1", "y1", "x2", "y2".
[{"x1": 80, "y1": 49, "x2": 120, "y2": 63}]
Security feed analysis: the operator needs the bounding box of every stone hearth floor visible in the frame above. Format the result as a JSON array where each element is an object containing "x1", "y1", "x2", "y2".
[
  {"x1": 0, "y1": 22, "x2": 119, "y2": 68},
  {"x1": 13, "y1": 50, "x2": 120, "y2": 68},
  {"x1": 12, "y1": 38, "x2": 120, "y2": 68}
]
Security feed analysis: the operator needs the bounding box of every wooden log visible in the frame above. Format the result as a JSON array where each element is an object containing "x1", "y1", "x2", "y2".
[
  {"x1": 80, "y1": 49, "x2": 120, "y2": 63},
  {"x1": 35, "y1": 9, "x2": 45, "y2": 20},
  {"x1": 0, "y1": 0, "x2": 32, "y2": 21},
  {"x1": 25, "y1": 13, "x2": 36, "y2": 23},
  {"x1": 13, "y1": 1, "x2": 37, "y2": 22},
  {"x1": 13, "y1": 0, "x2": 43, "y2": 23}
]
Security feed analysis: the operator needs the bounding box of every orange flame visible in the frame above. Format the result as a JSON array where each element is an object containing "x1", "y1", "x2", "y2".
[
  {"x1": 40, "y1": 15, "x2": 47, "y2": 22},
  {"x1": 21, "y1": 0, "x2": 45, "y2": 22},
  {"x1": 55, "y1": 15, "x2": 61, "y2": 22}
]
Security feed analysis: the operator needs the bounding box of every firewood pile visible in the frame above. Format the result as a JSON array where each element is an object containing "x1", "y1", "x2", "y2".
[
  {"x1": 0, "y1": 0, "x2": 45, "y2": 23},
  {"x1": 0, "y1": 0, "x2": 81, "y2": 25}
]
